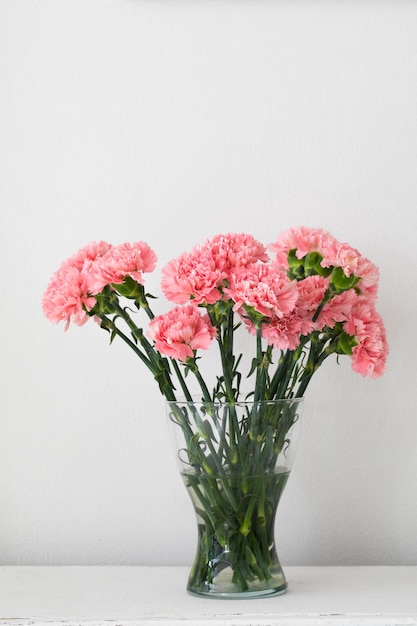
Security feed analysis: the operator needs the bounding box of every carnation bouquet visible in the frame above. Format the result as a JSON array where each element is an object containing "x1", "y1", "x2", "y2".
[{"x1": 43, "y1": 227, "x2": 388, "y2": 597}]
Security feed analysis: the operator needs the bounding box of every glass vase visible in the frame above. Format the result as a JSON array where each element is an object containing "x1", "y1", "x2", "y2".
[{"x1": 166, "y1": 398, "x2": 303, "y2": 599}]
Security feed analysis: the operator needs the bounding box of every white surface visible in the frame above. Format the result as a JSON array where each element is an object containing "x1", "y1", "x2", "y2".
[
  {"x1": 1, "y1": 0, "x2": 417, "y2": 567},
  {"x1": 0, "y1": 566, "x2": 416, "y2": 625}
]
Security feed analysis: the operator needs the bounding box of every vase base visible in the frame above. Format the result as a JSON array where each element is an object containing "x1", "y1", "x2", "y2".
[{"x1": 187, "y1": 582, "x2": 288, "y2": 600}]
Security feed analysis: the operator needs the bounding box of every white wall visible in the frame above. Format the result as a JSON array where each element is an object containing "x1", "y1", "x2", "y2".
[{"x1": 1, "y1": 0, "x2": 416, "y2": 566}]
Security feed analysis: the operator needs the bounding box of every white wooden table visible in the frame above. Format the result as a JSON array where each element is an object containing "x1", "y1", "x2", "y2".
[{"x1": 0, "y1": 566, "x2": 416, "y2": 625}]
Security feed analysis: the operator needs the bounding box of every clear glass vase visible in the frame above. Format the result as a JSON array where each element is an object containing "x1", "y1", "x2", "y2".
[{"x1": 166, "y1": 398, "x2": 303, "y2": 599}]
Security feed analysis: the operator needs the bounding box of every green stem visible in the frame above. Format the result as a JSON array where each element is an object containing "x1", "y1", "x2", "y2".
[
  {"x1": 253, "y1": 327, "x2": 267, "y2": 403},
  {"x1": 100, "y1": 315, "x2": 153, "y2": 370},
  {"x1": 193, "y1": 366, "x2": 213, "y2": 403},
  {"x1": 296, "y1": 345, "x2": 330, "y2": 397},
  {"x1": 111, "y1": 300, "x2": 157, "y2": 360},
  {"x1": 141, "y1": 302, "x2": 155, "y2": 321},
  {"x1": 270, "y1": 349, "x2": 297, "y2": 399},
  {"x1": 218, "y1": 333, "x2": 237, "y2": 403},
  {"x1": 103, "y1": 299, "x2": 177, "y2": 401},
  {"x1": 217, "y1": 337, "x2": 241, "y2": 467},
  {"x1": 171, "y1": 360, "x2": 193, "y2": 402}
]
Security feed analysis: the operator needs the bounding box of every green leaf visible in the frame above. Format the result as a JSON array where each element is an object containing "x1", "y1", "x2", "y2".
[
  {"x1": 287, "y1": 249, "x2": 306, "y2": 280},
  {"x1": 336, "y1": 331, "x2": 357, "y2": 355},
  {"x1": 330, "y1": 267, "x2": 360, "y2": 293},
  {"x1": 114, "y1": 276, "x2": 144, "y2": 299},
  {"x1": 304, "y1": 251, "x2": 323, "y2": 275},
  {"x1": 247, "y1": 358, "x2": 258, "y2": 378}
]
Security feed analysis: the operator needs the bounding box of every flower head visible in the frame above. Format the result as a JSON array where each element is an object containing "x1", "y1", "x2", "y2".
[
  {"x1": 243, "y1": 275, "x2": 328, "y2": 349},
  {"x1": 259, "y1": 313, "x2": 305, "y2": 350},
  {"x1": 147, "y1": 304, "x2": 217, "y2": 361},
  {"x1": 161, "y1": 246, "x2": 225, "y2": 305},
  {"x1": 270, "y1": 226, "x2": 380, "y2": 301},
  {"x1": 87, "y1": 241, "x2": 157, "y2": 295},
  {"x1": 205, "y1": 233, "x2": 269, "y2": 270},
  {"x1": 315, "y1": 288, "x2": 357, "y2": 330},
  {"x1": 322, "y1": 240, "x2": 379, "y2": 301},
  {"x1": 270, "y1": 226, "x2": 334, "y2": 270},
  {"x1": 343, "y1": 297, "x2": 388, "y2": 378},
  {"x1": 226, "y1": 264, "x2": 298, "y2": 320},
  {"x1": 68, "y1": 241, "x2": 113, "y2": 271},
  {"x1": 296, "y1": 274, "x2": 329, "y2": 317},
  {"x1": 42, "y1": 241, "x2": 112, "y2": 330},
  {"x1": 42, "y1": 264, "x2": 94, "y2": 330},
  {"x1": 161, "y1": 233, "x2": 268, "y2": 306}
]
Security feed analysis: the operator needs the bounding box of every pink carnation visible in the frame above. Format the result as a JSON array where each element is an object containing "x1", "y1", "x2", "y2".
[
  {"x1": 296, "y1": 275, "x2": 329, "y2": 309},
  {"x1": 87, "y1": 241, "x2": 157, "y2": 295},
  {"x1": 252, "y1": 275, "x2": 329, "y2": 348},
  {"x1": 354, "y1": 255, "x2": 380, "y2": 301},
  {"x1": 161, "y1": 246, "x2": 225, "y2": 305},
  {"x1": 315, "y1": 288, "x2": 357, "y2": 330},
  {"x1": 42, "y1": 263, "x2": 94, "y2": 329},
  {"x1": 270, "y1": 227, "x2": 336, "y2": 271},
  {"x1": 261, "y1": 313, "x2": 305, "y2": 350},
  {"x1": 322, "y1": 240, "x2": 379, "y2": 301},
  {"x1": 68, "y1": 241, "x2": 113, "y2": 271},
  {"x1": 161, "y1": 233, "x2": 269, "y2": 306},
  {"x1": 343, "y1": 297, "x2": 388, "y2": 378},
  {"x1": 205, "y1": 233, "x2": 269, "y2": 270},
  {"x1": 243, "y1": 312, "x2": 304, "y2": 350},
  {"x1": 271, "y1": 227, "x2": 380, "y2": 301},
  {"x1": 226, "y1": 265, "x2": 298, "y2": 319},
  {"x1": 322, "y1": 241, "x2": 361, "y2": 276},
  {"x1": 42, "y1": 241, "x2": 112, "y2": 329},
  {"x1": 147, "y1": 304, "x2": 217, "y2": 361},
  {"x1": 293, "y1": 275, "x2": 329, "y2": 333}
]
